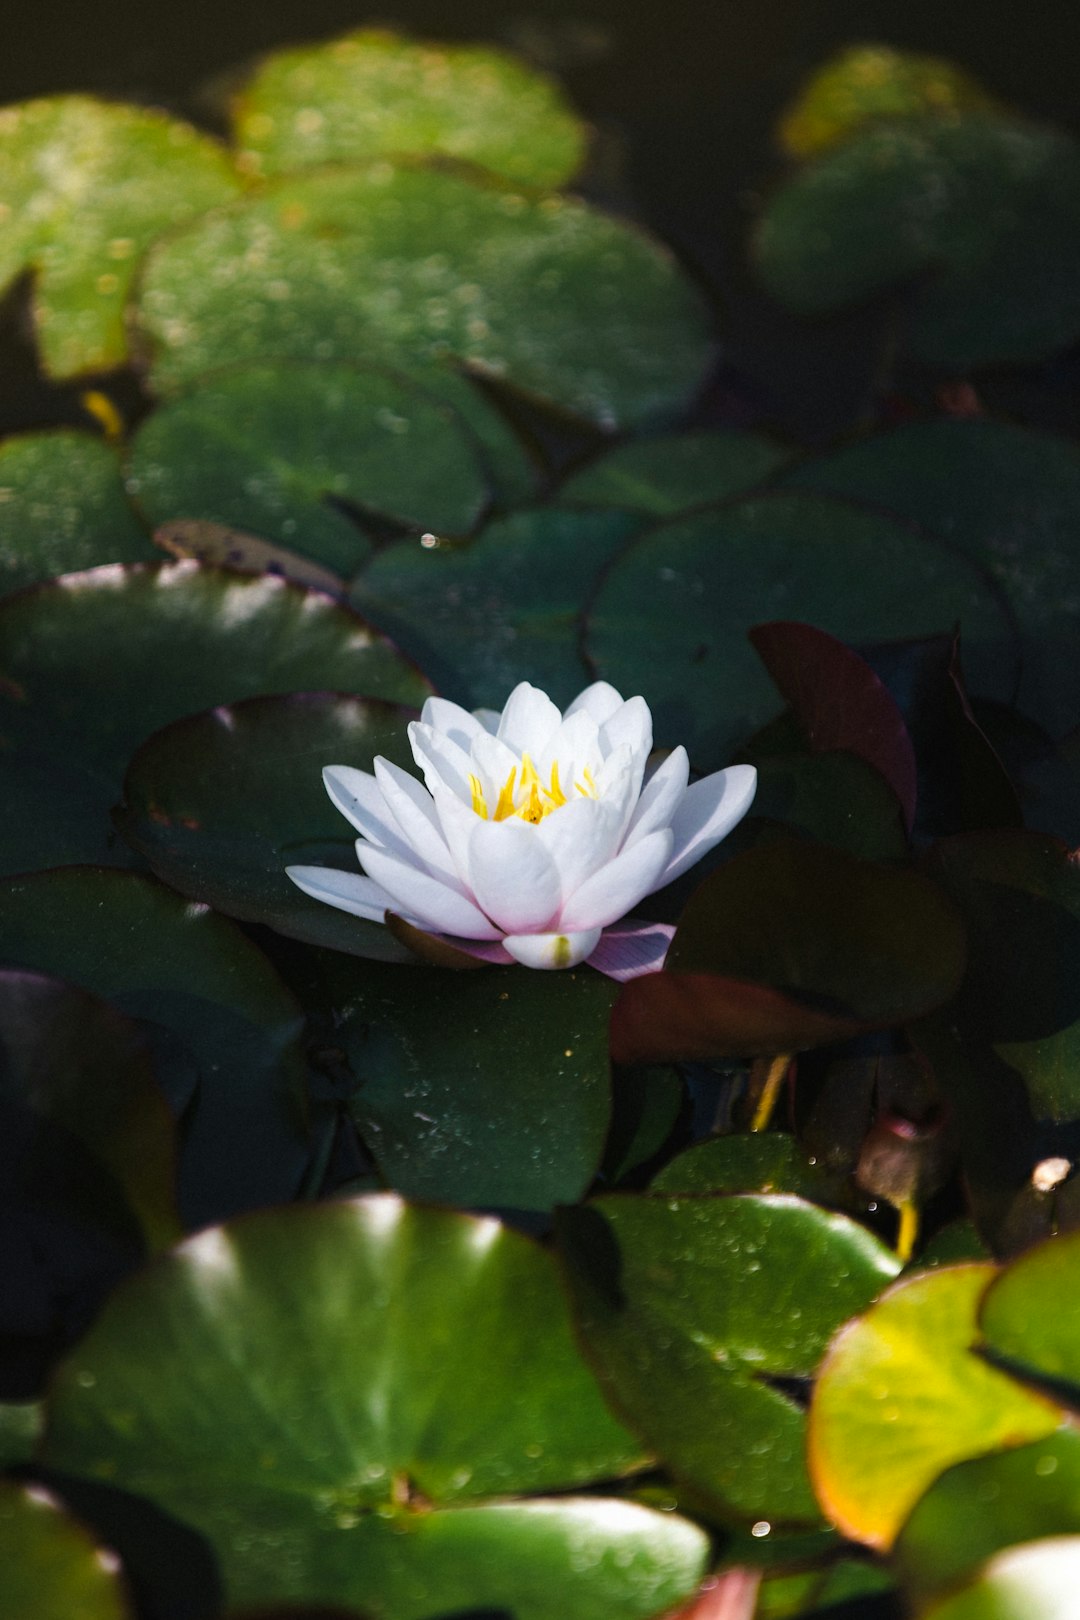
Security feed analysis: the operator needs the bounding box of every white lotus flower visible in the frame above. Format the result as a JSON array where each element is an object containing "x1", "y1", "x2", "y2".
[{"x1": 287, "y1": 681, "x2": 756, "y2": 978}]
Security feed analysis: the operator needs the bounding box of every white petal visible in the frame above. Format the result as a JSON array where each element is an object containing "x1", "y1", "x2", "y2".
[
  {"x1": 286, "y1": 865, "x2": 411, "y2": 924},
  {"x1": 598, "y1": 695, "x2": 652, "y2": 767},
  {"x1": 560, "y1": 828, "x2": 674, "y2": 932},
  {"x1": 535, "y1": 797, "x2": 623, "y2": 905},
  {"x1": 496, "y1": 682, "x2": 562, "y2": 755},
  {"x1": 419, "y1": 695, "x2": 490, "y2": 751},
  {"x1": 624, "y1": 746, "x2": 690, "y2": 847},
  {"x1": 468, "y1": 728, "x2": 521, "y2": 794},
  {"x1": 471, "y1": 707, "x2": 501, "y2": 734},
  {"x1": 586, "y1": 919, "x2": 675, "y2": 981},
  {"x1": 373, "y1": 757, "x2": 463, "y2": 891},
  {"x1": 408, "y1": 721, "x2": 475, "y2": 802},
  {"x1": 467, "y1": 819, "x2": 562, "y2": 933},
  {"x1": 358, "y1": 843, "x2": 503, "y2": 939},
  {"x1": 535, "y1": 709, "x2": 601, "y2": 785},
  {"x1": 426, "y1": 773, "x2": 482, "y2": 885},
  {"x1": 502, "y1": 929, "x2": 602, "y2": 970},
  {"x1": 655, "y1": 764, "x2": 758, "y2": 888},
  {"x1": 322, "y1": 765, "x2": 414, "y2": 858},
  {"x1": 564, "y1": 681, "x2": 625, "y2": 725}
]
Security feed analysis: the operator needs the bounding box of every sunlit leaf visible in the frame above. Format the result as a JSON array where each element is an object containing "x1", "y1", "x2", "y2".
[
  {"x1": 0, "y1": 1481, "x2": 132, "y2": 1620},
  {"x1": 921, "y1": 1537, "x2": 1080, "y2": 1620}
]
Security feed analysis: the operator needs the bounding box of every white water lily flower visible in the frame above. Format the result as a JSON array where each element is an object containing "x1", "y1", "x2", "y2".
[{"x1": 287, "y1": 681, "x2": 756, "y2": 978}]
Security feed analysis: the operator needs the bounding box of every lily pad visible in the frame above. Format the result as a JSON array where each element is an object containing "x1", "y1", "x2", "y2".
[
  {"x1": 741, "y1": 742, "x2": 910, "y2": 861},
  {"x1": 558, "y1": 1192, "x2": 900, "y2": 1524},
  {"x1": 808, "y1": 1264, "x2": 1060, "y2": 1549},
  {"x1": 585, "y1": 492, "x2": 1016, "y2": 770},
  {"x1": 559, "y1": 431, "x2": 791, "y2": 515},
  {"x1": 127, "y1": 362, "x2": 491, "y2": 576},
  {"x1": 0, "y1": 430, "x2": 152, "y2": 595},
  {"x1": 651, "y1": 1133, "x2": 851, "y2": 1205},
  {"x1": 0, "y1": 1481, "x2": 132, "y2": 1620},
  {"x1": 980, "y1": 1226, "x2": 1080, "y2": 1401},
  {"x1": 0, "y1": 96, "x2": 240, "y2": 377},
  {"x1": 42, "y1": 1196, "x2": 708, "y2": 1616},
  {"x1": 233, "y1": 28, "x2": 587, "y2": 189},
  {"x1": 135, "y1": 165, "x2": 712, "y2": 428},
  {"x1": 0, "y1": 868, "x2": 312, "y2": 1228},
  {"x1": 755, "y1": 114, "x2": 1080, "y2": 369},
  {"x1": 0, "y1": 560, "x2": 429, "y2": 877},
  {"x1": 351, "y1": 507, "x2": 643, "y2": 708},
  {"x1": 300, "y1": 953, "x2": 617, "y2": 1213},
  {"x1": 921, "y1": 1537, "x2": 1080, "y2": 1620},
  {"x1": 783, "y1": 419, "x2": 1080, "y2": 737},
  {"x1": 0, "y1": 1400, "x2": 42, "y2": 1466}
]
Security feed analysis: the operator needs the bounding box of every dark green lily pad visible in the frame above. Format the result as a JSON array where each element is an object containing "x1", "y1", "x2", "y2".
[
  {"x1": 585, "y1": 492, "x2": 1015, "y2": 770},
  {"x1": 0, "y1": 96, "x2": 240, "y2": 377},
  {"x1": 755, "y1": 114, "x2": 1080, "y2": 369},
  {"x1": 351, "y1": 507, "x2": 642, "y2": 708},
  {"x1": 0, "y1": 430, "x2": 152, "y2": 595},
  {"x1": 302, "y1": 953, "x2": 616, "y2": 1213},
  {"x1": 740, "y1": 748, "x2": 909, "y2": 861},
  {"x1": 0, "y1": 1481, "x2": 133, "y2": 1620},
  {"x1": 783, "y1": 419, "x2": 1080, "y2": 737},
  {"x1": 651, "y1": 1133, "x2": 851, "y2": 1205},
  {"x1": 0, "y1": 1401, "x2": 41, "y2": 1466},
  {"x1": 921, "y1": 1537, "x2": 1080, "y2": 1620},
  {"x1": 116, "y1": 692, "x2": 418, "y2": 962},
  {"x1": 559, "y1": 432, "x2": 790, "y2": 515},
  {"x1": 0, "y1": 560, "x2": 429, "y2": 877},
  {"x1": 808, "y1": 1264, "x2": 1060, "y2": 1550},
  {"x1": 0, "y1": 868, "x2": 312, "y2": 1227},
  {"x1": 135, "y1": 165, "x2": 711, "y2": 428},
  {"x1": 42, "y1": 1196, "x2": 708, "y2": 1616},
  {"x1": 127, "y1": 362, "x2": 491, "y2": 575},
  {"x1": 558, "y1": 1192, "x2": 900, "y2": 1524},
  {"x1": 233, "y1": 28, "x2": 587, "y2": 189}
]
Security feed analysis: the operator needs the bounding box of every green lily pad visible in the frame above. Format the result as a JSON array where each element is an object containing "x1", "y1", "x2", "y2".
[
  {"x1": 301, "y1": 953, "x2": 616, "y2": 1213},
  {"x1": 651, "y1": 1133, "x2": 851, "y2": 1205},
  {"x1": 0, "y1": 560, "x2": 429, "y2": 877},
  {"x1": 0, "y1": 868, "x2": 312, "y2": 1228},
  {"x1": 351, "y1": 507, "x2": 642, "y2": 708},
  {"x1": 135, "y1": 165, "x2": 711, "y2": 428},
  {"x1": 921, "y1": 1537, "x2": 1080, "y2": 1620},
  {"x1": 0, "y1": 96, "x2": 240, "y2": 377},
  {"x1": 783, "y1": 419, "x2": 1080, "y2": 737},
  {"x1": 0, "y1": 1481, "x2": 133, "y2": 1620},
  {"x1": 777, "y1": 44, "x2": 1000, "y2": 158},
  {"x1": 42, "y1": 1196, "x2": 708, "y2": 1616},
  {"x1": 808, "y1": 1264, "x2": 1060, "y2": 1549},
  {"x1": 127, "y1": 362, "x2": 491, "y2": 576},
  {"x1": 755, "y1": 114, "x2": 1080, "y2": 369},
  {"x1": 585, "y1": 492, "x2": 1016, "y2": 770},
  {"x1": 981, "y1": 1226, "x2": 1080, "y2": 1400},
  {"x1": 115, "y1": 692, "x2": 418, "y2": 962},
  {"x1": 0, "y1": 969, "x2": 179, "y2": 1252},
  {"x1": 233, "y1": 28, "x2": 587, "y2": 189},
  {"x1": 558, "y1": 1192, "x2": 900, "y2": 1524},
  {"x1": 0, "y1": 1400, "x2": 41, "y2": 1466},
  {"x1": 559, "y1": 431, "x2": 791, "y2": 515},
  {"x1": 0, "y1": 430, "x2": 152, "y2": 595},
  {"x1": 741, "y1": 748, "x2": 909, "y2": 861}
]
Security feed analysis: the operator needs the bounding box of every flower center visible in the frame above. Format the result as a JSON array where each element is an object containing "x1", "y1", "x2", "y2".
[{"x1": 468, "y1": 753, "x2": 599, "y2": 824}]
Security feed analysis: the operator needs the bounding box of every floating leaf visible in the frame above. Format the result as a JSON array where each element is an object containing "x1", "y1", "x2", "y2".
[
  {"x1": 777, "y1": 45, "x2": 1000, "y2": 158},
  {"x1": 783, "y1": 419, "x2": 1080, "y2": 737},
  {"x1": 755, "y1": 115, "x2": 1080, "y2": 369},
  {"x1": 233, "y1": 28, "x2": 587, "y2": 189},
  {"x1": 0, "y1": 430, "x2": 152, "y2": 595},
  {"x1": 808, "y1": 1264, "x2": 1060, "y2": 1549},
  {"x1": 42, "y1": 1197, "x2": 708, "y2": 1616},
  {"x1": 585, "y1": 493, "x2": 1015, "y2": 770},
  {"x1": 127, "y1": 361, "x2": 491, "y2": 576},
  {"x1": 651, "y1": 1133, "x2": 851, "y2": 1206},
  {"x1": 559, "y1": 432, "x2": 790, "y2": 515},
  {"x1": 0, "y1": 1401, "x2": 41, "y2": 1466},
  {"x1": 153, "y1": 519, "x2": 347, "y2": 594},
  {"x1": 0, "y1": 1481, "x2": 132, "y2": 1620},
  {"x1": 301, "y1": 953, "x2": 616, "y2": 1213},
  {"x1": 352, "y1": 507, "x2": 642, "y2": 707},
  {"x1": 921, "y1": 1537, "x2": 1080, "y2": 1620},
  {"x1": 0, "y1": 96, "x2": 240, "y2": 376},
  {"x1": 135, "y1": 165, "x2": 711, "y2": 427},
  {"x1": 740, "y1": 746, "x2": 909, "y2": 861},
  {"x1": 0, "y1": 868, "x2": 311, "y2": 1228},
  {"x1": 981, "y1": 1226, "x2": 1080, "y2": 1402},
  {"x1": 559, "y1": 1192, "x2": 900, "y2": 1524}
]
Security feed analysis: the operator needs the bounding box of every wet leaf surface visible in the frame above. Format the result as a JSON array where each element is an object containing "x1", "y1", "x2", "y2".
[{"x1": 559, "y1": 432, "x2": 790, "y2": 515}]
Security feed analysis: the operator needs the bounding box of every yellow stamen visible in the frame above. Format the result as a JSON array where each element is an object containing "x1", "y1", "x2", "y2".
[
  {"x1": 547, "y1": 760, "x2": 567, "y2": 808},
  {"x1": 468, "y1": 773, "x2": 488, "y2": 819},
  {"x1": 493, "y1": 767, "x2": 517, "y2": 821},
  {"x1": 576, "y1": 765, "x2": 599, "y2": 800},
  {"x1": 476, "y1": 754, "x2": 600, "y2": 823}
]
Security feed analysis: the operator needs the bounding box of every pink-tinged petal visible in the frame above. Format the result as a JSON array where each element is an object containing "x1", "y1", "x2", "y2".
[
  {"x1": 655, "y1": 764, "x2": 758, "y2": 888},
  {"x1": 419, "y1": 695, "x2": 490, "y2": 751},
  {"x1": 467, "y1": 819, "x2": 562, "y2": 933},
  {"x1": 586, "y1": 919, "x2": 675, "y2": 981},
  {"x1": 598, "y1": 694, "x2": 652, "y2": 767},
  {"x1": 496, "y1": 682, "x2": 562, "y2": 755},
  {"x1": 565, "y1": 681, "x2": 625, "y2": 725},
  {"x1": 560, "y1": 828, "x2": 674, "y2": 932},
  {"x1": 286, "y1": 865, "x2": 411, "y2": 924},
  {"x1": 624, "y1": 746, "x2": 690, "y2": 846},
  {"x1": 535, "y1": 796, "x2": 622, "y2": 904},
  {"x1": 426, "y1": 773, "x2": 481, "y2": 885},
  {"x1": 438, "y1": 935, "x2": 516, "y2": 965},
  {"x1": 503, "y1": 928, "x2": 602, "y2": 970},
  {"x1": 358, "y1": 843, "x2": 503, "y2": 939},
  {"x1": 322, "y1": 765, "x2": 413, "y2": 858},
  {"x1": 408, "y1": 721, "x2": 475, "y2": 802},
  {"x1": 373, "y1": 757, "x2": 463, "y2": 891}
]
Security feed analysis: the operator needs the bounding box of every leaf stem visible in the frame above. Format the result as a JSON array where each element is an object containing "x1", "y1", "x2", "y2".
[
  {"x1": 748, "y1": 1053, "x2": 792, "y2": 1134},
  {"x1": 895, "y1": 1197, "x2": 919, "y2": 1264}
]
